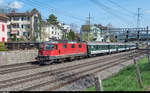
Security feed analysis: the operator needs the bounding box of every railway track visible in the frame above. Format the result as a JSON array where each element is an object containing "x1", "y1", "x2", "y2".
[
  {"x1": 23, "y1": 51, "x2": 147, "y2": 91},
  {"x1": 0, "y1": 50, "x2": 146, "y2": 91},
  {"x1": 0, "y1": 61, "x2": 38, "y2": 71},
  {"x1": 0, "y1": 50, "x2": 140, "y2": 75},
  {"x1": 45, "y1": 51, "x2": 147, "y2": 91}
]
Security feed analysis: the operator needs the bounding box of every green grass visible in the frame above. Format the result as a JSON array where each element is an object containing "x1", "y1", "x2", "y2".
[
  {"x1": 85, "y1": 57, "x2": 150, "y2": 91},
  {"x1": 0, "y1": 42, "x2": 7, "y2": 51}
]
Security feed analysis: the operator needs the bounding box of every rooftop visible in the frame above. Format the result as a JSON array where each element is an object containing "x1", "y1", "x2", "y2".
[
  {"x1": 81, "y1": 25, "x2": 92, "y2": 31},
  {"x1": 0, "y1": 14, "x2": 9, "y2": 21},
  {"x1": 6, "y1": 12, "x2": 32, "y2": 17}
]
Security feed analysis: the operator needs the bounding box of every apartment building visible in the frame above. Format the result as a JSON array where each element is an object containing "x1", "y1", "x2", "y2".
[
  {"x1": 0, "y1": 14, "x2": 8, "y2": 42},
  {"x1": 6, "y1": 9, "x2": 41, "y2": 42}
]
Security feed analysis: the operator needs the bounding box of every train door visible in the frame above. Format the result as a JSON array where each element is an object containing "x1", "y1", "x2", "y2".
[
  {"x1": 62, "y1": 44, "x2": 68, "y2": 55},
  {"x1": 53, "y1": 44, "x2": 59, "y2": 56}
]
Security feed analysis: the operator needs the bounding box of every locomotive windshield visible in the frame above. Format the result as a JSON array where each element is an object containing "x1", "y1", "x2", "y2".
[
  {"x1": 39, "y1": 43, "x2": 44, "y2": 50},
  {"x1": 45, "y1": 44, "x2": 55, "y2": 50}
]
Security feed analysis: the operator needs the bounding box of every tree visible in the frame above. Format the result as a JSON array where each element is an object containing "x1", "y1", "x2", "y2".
[
  {"x1": 110, "y1": 35, "x2": 117, "y2": 42},
  {"x1": 47, "y1": 14, "x2": 59, "y2": 26},
  {"x1": 68, "y1": 30, "x2": 75, "y2": 41},
  {"x1": 12, "y1": 34, "x2": 17, "y2": 41},
  {"x1": 70, "y1": 23, "x2": 79, "y2": 33}
]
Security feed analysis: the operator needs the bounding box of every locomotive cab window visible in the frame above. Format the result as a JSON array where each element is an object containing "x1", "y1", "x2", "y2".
[
  {"x1": 63, "y1": 44, "x2": 67, "y2": 49},
  {"x1": 45, "y1": 44, "x2": 55, "y2": 50},
  {"x1": 71, "y1": 44, "x2": 75, "y2": 48},
  {"x1": 39, "y1": 43, "x2": 44, "y2": 50},
  {"x1": 79, "y1": 44, "x2": 82, "y2": 48}
]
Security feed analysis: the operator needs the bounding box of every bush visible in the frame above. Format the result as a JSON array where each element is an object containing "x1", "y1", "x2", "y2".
[{"x1": 0, "y1": 42, "x2": 7, "y2": 51}]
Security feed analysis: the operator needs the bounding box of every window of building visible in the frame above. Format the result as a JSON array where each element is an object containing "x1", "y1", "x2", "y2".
[
  {"x1": 22, "y1": 17, "x2": 29, "y2": 21},
  {"x1": 2, "y1": 37, "x2": 5, "y2": 42},
  {"x1": 9, "y1": 18, "x2": 11, "y2": 21},
  {"x1": 22, "y1": 24, "x2": 30, "y2": 29},
  {"x1": 2, "y1": 24, "x2": 5, "y2": 32},
  {"x1": 7, "y1": 32, "x2": 10, "y2": 38},
  {"x1": 17, "y1": 31, "x2": 19, "y2": 35},
  {"x1": 13, "y1": 17, "x2": 20, "y2": 21},
  {"x1": 7, "y1": 25, "x2": 10, "y2": 29},
  {"x1": 13, "y1": 24, "x2": 20, "y2": 28},
  {"x1": 21, "y1": 25, "x2": 24, "y2": 28},
  {"x1": 71, "y1": 44, "x2": 75, "y2": 48}
]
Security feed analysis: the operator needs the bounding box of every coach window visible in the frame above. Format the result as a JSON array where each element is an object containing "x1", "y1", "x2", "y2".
[
  {"x1": 79, "y1": 44, "x2": 82, "y2": 48},
  {"x1": 71, "y1": 44, "x2": 75, "y2": 48},
  {"x1": 63, "y1": 44, "x2": 67, "y2": 49},
  {"x1": 88, "y1": 45, "x2": 91, "y2": 49},
  {"x1": 55, "y1": 45, "x2": 58, "y2": 50}
]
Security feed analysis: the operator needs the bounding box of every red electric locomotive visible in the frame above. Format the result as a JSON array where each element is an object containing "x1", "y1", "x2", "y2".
[{"x1": 36, "y1": 40, "x2": 87, "y2": 64}]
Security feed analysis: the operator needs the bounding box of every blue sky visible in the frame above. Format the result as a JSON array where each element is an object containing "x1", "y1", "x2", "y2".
[{"x1": 1, "y1": 0, "x2": 150, "y2": 31}]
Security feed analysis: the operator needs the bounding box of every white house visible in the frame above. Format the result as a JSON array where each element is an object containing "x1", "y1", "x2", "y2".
[
  {"x1": 41, "y1": 21, "x2": 63, "y2": 41},
  {"x1": 60, "y1": 23, "x2": 71, "y2": 40},
  {"x1": 80, "y1": 25, "x2": 105, "y2": 42},
  {"x1": 0, "y1": 14, "x2": 8, "y2": 42}
]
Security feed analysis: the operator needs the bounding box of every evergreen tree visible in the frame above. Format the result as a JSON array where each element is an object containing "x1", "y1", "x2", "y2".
[
  {"x1": 68, "y1": 30, "x2": 75, "y2": 41},
  {"x1": 47, "y1": 14, "x2": 59, "y2": 25}
]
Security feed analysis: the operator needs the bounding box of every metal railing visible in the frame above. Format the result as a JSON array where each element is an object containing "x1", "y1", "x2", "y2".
[{"x1": 5, "y1": 42, "x2": 40, "y2": 50}]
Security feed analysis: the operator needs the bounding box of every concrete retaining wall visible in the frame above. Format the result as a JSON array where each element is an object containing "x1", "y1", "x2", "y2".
[{"x1": 0, "y1": 50, "x2": 38, "y2": 66}]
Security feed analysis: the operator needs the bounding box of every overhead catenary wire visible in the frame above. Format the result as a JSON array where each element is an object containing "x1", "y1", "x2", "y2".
[
  {"x1": 20, "y1": 0, "x2": 48, "y2": 20},
  {"x1": 106, "y1": 0, "x2": 136, "y2": 15},
  {"x1": 21, "y1": 0, "x2": 85, "y2": 22},
  {"x1": 90, "y1": 0, "x2": 133, "y2": 27}
]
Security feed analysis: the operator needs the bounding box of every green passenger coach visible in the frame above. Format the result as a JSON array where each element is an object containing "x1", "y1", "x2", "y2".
[{"x1": 86, "y1": 42, "x2": 137, "y2": 56}]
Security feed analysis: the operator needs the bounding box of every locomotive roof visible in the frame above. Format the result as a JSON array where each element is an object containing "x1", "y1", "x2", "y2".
[
  {"x1": 42, "y1": 40, "x2": 86, "y2": 44},
  {"x1": 41, "y1": 40, "x2": 136, "y2": 45},
  {"x1": 87, "y1": 41, "x2": 136, "y2": 45}
]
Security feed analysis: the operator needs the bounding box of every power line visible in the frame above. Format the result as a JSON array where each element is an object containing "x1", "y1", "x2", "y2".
[
  {"x1": 90, "y1": 0, "x2": 132, "y2": 27},
  {"x1": 106, "y1": 0, "x2": 136, "y2": 15},
  {"x1": 22, "y1": 0, "x2": 85, "y2": 22},
  {"x1": 20, "y1": 0, "x2": 48, "y2": 19}
]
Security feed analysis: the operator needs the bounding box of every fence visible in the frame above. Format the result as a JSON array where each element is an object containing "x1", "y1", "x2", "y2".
[
  {"x1": 94, "y1": 54, "x2": 148, "y2": 91},
  {"x1": 5, "y1": 42, "x2": 40, "y2": 51}
]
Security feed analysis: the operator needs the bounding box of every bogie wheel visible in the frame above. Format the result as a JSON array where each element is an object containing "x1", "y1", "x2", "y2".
[
  {"x1": 69, "y1": 57, "x2": 74, "y2": 62},
  {"x1": 59, "y1": 59, "x2": 65, "y2": 63},
  {"x1": 39, "y1": 60, "x2": 46, "y2": 66}
]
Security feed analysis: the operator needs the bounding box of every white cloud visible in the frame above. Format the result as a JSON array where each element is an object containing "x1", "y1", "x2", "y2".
[
  {"x1": 9, "y1": 1, "x2": 24, "y2": 9},
  {"x1": 0, "y1": 0, "x2": 3, "y2": 4}
]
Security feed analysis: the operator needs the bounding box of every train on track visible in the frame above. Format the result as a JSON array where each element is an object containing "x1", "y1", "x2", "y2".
[{"x1": 36, "y1": 40, "x2": 137, "y2": 65}]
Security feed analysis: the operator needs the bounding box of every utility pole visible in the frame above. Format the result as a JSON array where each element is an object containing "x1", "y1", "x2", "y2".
[
  {"x1": 137, "y1": 8, "x2": 141, "y2": 28},
  {"x1": 88, "y1": 12, "x2": 91, "y2": 41},
  {"x1": 146, "y1": 26, "x2": 150, "y2": 66},
  {"x1": 137, "y1": 8, "x2": 142, "y2": 48}
]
